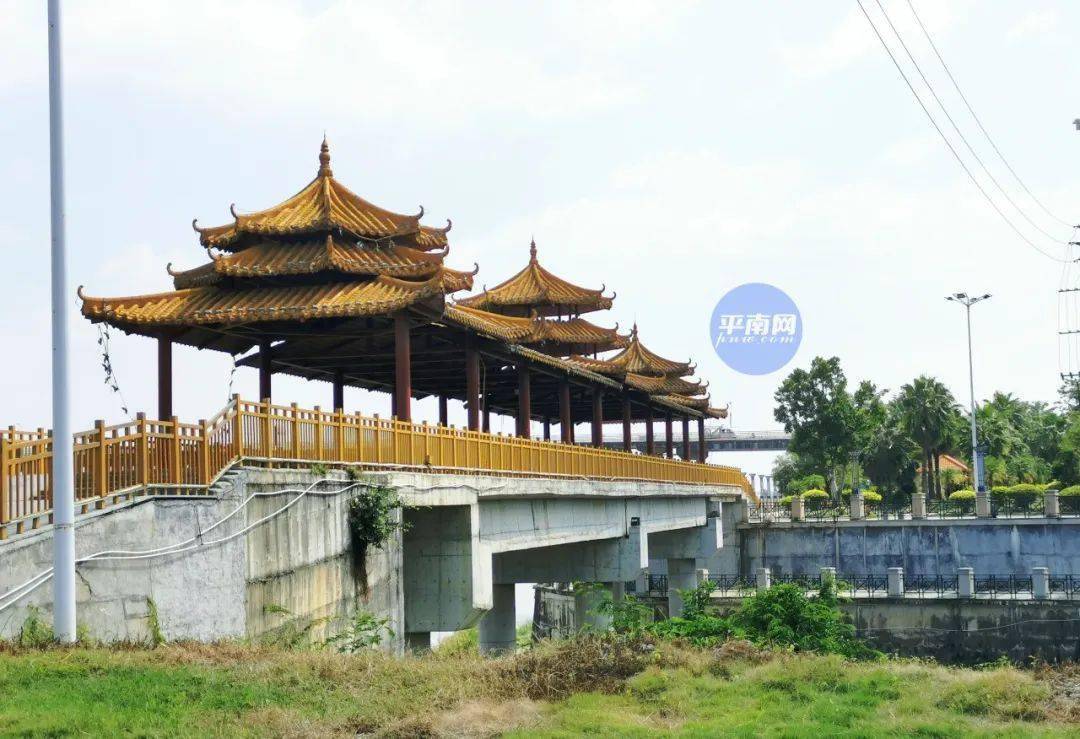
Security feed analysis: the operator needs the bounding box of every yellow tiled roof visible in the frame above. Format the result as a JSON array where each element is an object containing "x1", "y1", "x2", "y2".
[
  {"x1": 444, "y1": 304, "x2": 628, "y2": 351},
  {"x1": 193, "y1": 139, "x2": 450, "y2": 252},
  {"x1": 168, "y1": 236, "x2": 463, "y2": 289},
  {"x1": 456, "y1": 240, "x2": 613, "y2": 316},
  {"x1": 80, "y1": 270, "x2": 471, "y2": 326},
  {"x1": 658, "y1": 394, "x2": 728, "y2": 419},
  {"x1": 570, "y1": 326, "x2": 692, "y2": 379},
  {"x1": 625, "y1": 373, "x2": 708, "y2": 397}
]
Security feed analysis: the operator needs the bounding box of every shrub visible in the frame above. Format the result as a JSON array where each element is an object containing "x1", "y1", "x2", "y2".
[
  {"x1": 949, "y1": 489, "x2": 976, "y2": 501},
  {"x1": 992, "y1": 483, "x2": 1040, "y2": 509},
  {"x1": 323, "y1": 609, "x2": 392, "y2": 653},
  {"x1": 787, "y1": 474, "x2": 826, "y2": 495},
  {"x1": 1060, "y1": 485, "x2": 1080, "y2": 497},
  {"x1": 862, "y1": 490, "x2": 882, "y2": 503},
  {"x1": 778, "y1": 495, "x2": 794, "y2": 508},
  {"x1": 729, "y1": 581, "x2": 880, "y2": 660},
  {"x1": 801, "y1": 489, "x2": 829, "y2": 504}
]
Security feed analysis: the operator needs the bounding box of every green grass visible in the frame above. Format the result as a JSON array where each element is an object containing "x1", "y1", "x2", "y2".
[{"x1": 0, "y1": 641, "x2": 1075, "y2": 738}]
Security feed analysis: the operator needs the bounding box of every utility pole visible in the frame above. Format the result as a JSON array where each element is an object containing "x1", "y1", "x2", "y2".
[
  {"x1": 48, "y1": 0, "x2": 76, "y2": 642},
  {"x1": 945, "y1": 292, "x2": 990, "y2": 497}
]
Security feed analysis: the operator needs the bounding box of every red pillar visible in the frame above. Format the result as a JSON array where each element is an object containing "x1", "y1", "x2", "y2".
[
  {"x1": 465, "y1": 338, "x2": 480, "y2": 431},
  {"x1": 591, "y1": 389, "x2": 604, "y2": 448},
  {"x1": 664, "y1": 412, "x2": 674, "y2": 458},
  {"x1": 332, "y1": 369, "x2": 345, "y2": 411},
  {"x1": 394, "y1": 314, "x2": 411, "y2": 422},
  {"x1": 621, "y1": 395, "x2": 632, "y2": 452},
  {"x1": 559, "y1": 378, "x2": 572, "y2": 443},
  {"x1": 157, "y1": 336, "x2": 173, "y2": 420},
  {"x1": 258, "y1": 341, "x2": 272, "y2": 402},
  {"x1": 697, "y1": 416, "x2": 707, "y2": 463},
  {"x1": 645, "y1": 406, "x2": 655, "y2": 455},
  {"x1": 682, "y1": 415, "x2": 691, "y2": 461},
  {"x1": 517, "y1": 364, "x2": 531, "y2": 438},
  {"x1": 438, "y1": 395, "x2": 448, "y2": 427}
]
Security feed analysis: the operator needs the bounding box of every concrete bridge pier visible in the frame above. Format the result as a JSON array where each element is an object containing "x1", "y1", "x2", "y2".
[
  {"x1": 666, "y1": 559, "x2": 697, "y2": 617},
  {"x1": 478, "y1": 583, "x2": 517, "y2": 654}
]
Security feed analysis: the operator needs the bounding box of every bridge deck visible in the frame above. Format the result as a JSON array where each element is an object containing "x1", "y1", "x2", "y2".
[{"x1": 0, "y1": 396, "x2": 753, "y2": 538}]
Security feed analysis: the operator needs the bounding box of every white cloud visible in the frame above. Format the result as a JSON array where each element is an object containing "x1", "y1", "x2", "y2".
[
  {"x1": 0, "y1": 1, "x2": 697, "y2": 125},
  {"x1": 778, "y1": 0, "x2": 970, "y2": 79},
  {"x1": 1007, "y1": 9, "x2": 1058, "y2": 41}
]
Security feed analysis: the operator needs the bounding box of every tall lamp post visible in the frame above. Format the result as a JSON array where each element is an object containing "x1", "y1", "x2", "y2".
[
  {"x1": 48, "y1": 0, "x2": 76, "y2": 642},
  {"x1": 945, "y1": 292, "x2": 990, "y2": 500}
]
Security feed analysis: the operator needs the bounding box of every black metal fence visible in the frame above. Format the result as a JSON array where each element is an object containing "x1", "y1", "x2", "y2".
[{"x1": 747, "y1": 494, "x2": 1079, "y2": 523}]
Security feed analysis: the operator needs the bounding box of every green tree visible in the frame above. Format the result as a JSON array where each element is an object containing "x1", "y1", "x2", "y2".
[
  {"x1": 773, "y1": 357, "x2": 858, "y2": 498},
  {"x1": 860, "y1": 418, "x2": 917, "y2": 502},
  {"x1": 896, "y1": 376, "x2": 957, "y2": 501}
]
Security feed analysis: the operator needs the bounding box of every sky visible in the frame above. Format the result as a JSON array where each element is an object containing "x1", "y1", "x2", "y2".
[{"x1": 2, "y1": 0, "x2": 1078, "y2": 483}]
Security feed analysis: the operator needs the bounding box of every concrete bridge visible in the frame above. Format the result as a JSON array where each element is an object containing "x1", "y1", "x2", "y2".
[
  {"x1": 0, "y1": 398, "x2": 750, "y2": 654},
  {"x1": 602, "y1": 426, "x2": 790, "y2": 454}
]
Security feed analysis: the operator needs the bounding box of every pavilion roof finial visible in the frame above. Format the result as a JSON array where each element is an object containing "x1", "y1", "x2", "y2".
[
  {"x1": 529, "y1": 238, "x2": 537, "y2": 261},
  {"x1": 318, "y1": 134, "x2": 332, "y2": 178}
]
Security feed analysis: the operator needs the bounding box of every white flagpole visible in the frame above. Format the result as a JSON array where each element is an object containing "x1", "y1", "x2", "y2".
[{"x1": 48, "y1": 0, "x2": 76, "y2": 643}]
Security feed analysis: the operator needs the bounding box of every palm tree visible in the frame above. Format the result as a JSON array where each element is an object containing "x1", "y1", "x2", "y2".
[{"x1": 896, "y1": 376, "x2": 958, "y2": 501}]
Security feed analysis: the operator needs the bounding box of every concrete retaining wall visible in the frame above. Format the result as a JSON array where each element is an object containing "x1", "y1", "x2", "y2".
[
  {"x1": 0, "y1": 468, "x2": 403, "y2": 650},
  {"x1": 734, "y1": 518, "x2": 1080, "y2": 577},
  {"x1": 844, "y1": 598, "x2": 1080, "y2": 664}
]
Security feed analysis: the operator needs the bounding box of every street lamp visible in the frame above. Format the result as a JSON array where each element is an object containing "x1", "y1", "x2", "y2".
[{"x1": 945, "y1": 292, "x2": 991, "y2": 495}]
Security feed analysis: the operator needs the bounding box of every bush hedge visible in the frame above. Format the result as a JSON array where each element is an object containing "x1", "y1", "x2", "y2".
[
  {"x1": 949, "y1": 489, "x2": 976, "y2": 501},
  {"x1": 1060, "y1": 485, "x2": 1080, "y2": 497}
]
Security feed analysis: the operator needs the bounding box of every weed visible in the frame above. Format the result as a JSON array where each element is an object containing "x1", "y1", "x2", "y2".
[
  {"x1": 145, "y1": 597, "x2": 165, "y2": 648},
  {"x1": 323, "y1": 609, "x2": 392, "y2": 653},
  {"x1": 16, "y1": 607, "x2": 54, "y2": 649}
]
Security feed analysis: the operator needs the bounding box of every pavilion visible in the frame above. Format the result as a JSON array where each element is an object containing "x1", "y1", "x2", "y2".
[{"x1": 79, "y1": 141, "x2": 726, "y2": 462}]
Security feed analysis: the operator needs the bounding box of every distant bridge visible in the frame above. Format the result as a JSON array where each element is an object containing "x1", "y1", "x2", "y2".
[{"x1": 602, "y1": 426, "x2": 791, "y2": 454}]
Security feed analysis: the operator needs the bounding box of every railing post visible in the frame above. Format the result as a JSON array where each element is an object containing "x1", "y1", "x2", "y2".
[
  {"x1": 170, "y1": 416, "x2": 182, "y2": 485},
  {"x1": 0, "y1": 431, "x2": 8, "y2": 538},
  {"x1": 335, "y1": 408, "x2": 344, "y2": 462},
  {"x1": 314, "y1": 406, "x2": 324, "y2": 461},
  {"x1": 136, "y1": 412, "x2": 149, "y2": 491},
  {"x1": 232, "y1": 394, "x2": 244, "y2": 460},
  {"x1": 262, "y1": 398, "x2": 273, "y2": 462},
  {"x1": 291, "y1": 402, "x2": 300, "y2": 461},
  {"x1": 199, "y1": 419, "x2": 210, "y2": 485},
  {"x1": 95, "y1": 419, "x2": 107, "y2": 508}
]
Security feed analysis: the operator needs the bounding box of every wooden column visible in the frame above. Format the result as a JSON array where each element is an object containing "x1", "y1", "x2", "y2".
[
  {"x1": 482, "y1": 400, "x2": 491, "y2": 433},
  {"x1": 664, "y1": 412, "x2": 674, "y2": 458},
  {"x1": 697, "y1": 416, "x2": 707, "y2": 463},
  {"x1": 393, "y1": 314, "x2": 411, "y2": 422},
  {"x1": 517, "y1": 364, "x2": 531, "y2": 438},
  {"x1": 258, "y1": 341, "x2": 272, "y2": 403},
  {"x1": 645, "y1": 406, "x2": 655, "y2": 455},
  {"x1": 621, "y1": 395, "x2": 632, "y2": 452},
  {"x1": 543, "y1": 417, "x2": 551, "y2": 441},
  {"x1": 682, "y1": 415, "x2": 691, "y2": 461},
  {"x1": 591, "y1": 389, "x2": 604, "y2": 448},
  {"x1": 438, "y1": 395, "x2": 448, "y2": 427},
  {"x1": 332, "y1": 369, "x2": 345, "y2": 411},
  {"x1": 157, "y1": 336, "x2": 173, "y2": 420},
  {"x1": 465, "y1": 338, "x2": 480, "y2": 431},
  {"x1": 559, "y1": 378, "x2": 572, "y2": 443}
]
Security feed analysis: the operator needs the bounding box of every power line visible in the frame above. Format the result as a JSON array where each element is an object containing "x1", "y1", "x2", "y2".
[
  {"x1": 873, "y1": 0, "x2": 1071, "y2": 246},
  {"x1": 906, "y1": 0, "x2": 1075, "y2": 229},
  {"x1": 855, "y1": 0, "x2": 1069, "y2": 264}
]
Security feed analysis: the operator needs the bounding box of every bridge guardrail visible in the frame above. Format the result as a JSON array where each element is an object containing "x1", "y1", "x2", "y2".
[{"x1": 1, "y1": 396, "x2": 753, "y2": 538}]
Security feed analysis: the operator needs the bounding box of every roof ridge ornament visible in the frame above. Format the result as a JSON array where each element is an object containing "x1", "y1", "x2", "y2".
[
  {"x1": 318, "y1": 135, "x2": 333, "y2": 178},
  {"x1": 529, "y1": 238, "x2": 537, "y2": 261}
]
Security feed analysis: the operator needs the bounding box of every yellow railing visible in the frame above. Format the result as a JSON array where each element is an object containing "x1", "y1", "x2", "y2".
[{"x1": 0, "y1": 396, "x2": 751, "y2": 538}]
